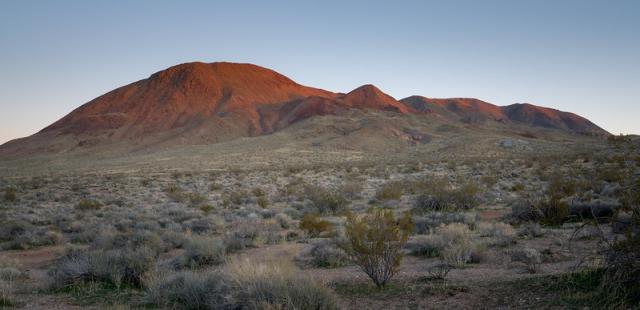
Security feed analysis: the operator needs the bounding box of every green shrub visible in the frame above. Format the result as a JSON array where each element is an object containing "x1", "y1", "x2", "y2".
[
  {"x1": 257, "y1": 197, "x2": 269, "y2": 209},
  {"x1": 340, "y1": 210, "x2": 412, "y2": 287},
  {"x1": 537, "y1": 198, "x2": 570, "y2": 226},
  {"x1": 375, "y1": 182, "x2": 403, "y2": 201},
  {"x1": 299, "y1": 214, "x2": 333, "y2": 237},
  {"x1": 252, "y1": 187, "x2": 265, "y2": 197},
  {"x1": 76, "y1": 199, "x2": 103, "y2": 210},
  {"x1": 3, "y1": 188, "x2": 16, "y2": 202}
]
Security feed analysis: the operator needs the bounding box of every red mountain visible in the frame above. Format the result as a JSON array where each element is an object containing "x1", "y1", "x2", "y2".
[
  {"x1": 0, "y1": 61, "x2": 609, "y2": 158},
  {"x1": 502, "y1": 103, "x2": 604, "y2": 134},
  {"x1": 400, "y1": 96, "x2": 508, "y2": 123}
]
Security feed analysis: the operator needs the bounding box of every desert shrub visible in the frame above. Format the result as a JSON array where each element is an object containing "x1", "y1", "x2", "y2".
[
  {"x1": 547, "y1": 174, "x2": 577, "y2": 199},
  {"x1": 76, "y1": 199, "x2": 103, "y2": 210},
  {"x1": 197, "y1": 204, "x2": 214, "y2": 213},
  {"x1": 412, "y1": 212, "x2": 477, "y2": 234},
  {"x1": 537, "y1": 198, "x2": 570, "y2": 225},
  {"x1": 1, "y1": 222, "x2": 63, "y2": 250},
  {"x1": 511, "y1": 248, "x2": 542, "y2": 273},
  {"x1": 441, "y1": 241, "x2": 475, "y2": 268},
  {"x1": 256, "y1": 196, "x2": 269, "y2": 209},
  {"x1": 450, "y1": 182, "x2": 481, "y2": 209},
  {"x1": 305, "y1": 185, "x2": 348, "y2": 215},
  {"x1": 406, "y1": 235, "x2": 444, "y2": 257},
  {"x1": 187, "y1": 193, "x2": 207, "y2": 206},
  {"x1": 275, "y1": 213, "x2": 292, "y2": 229},
  {"x1": 426, "y1": 262, "x2": 451, "y2": 280},
  {"x1": 518, "y1": 222, "x2": 544, "y2": 238},
  {"x1": 409, "y1": 223, "x2": 481, "y2": 267},
  {"x1": 340, "y1": 210, "x2": 412, "y2": 287},
  {"x1": 481, "y1": 175, "x2": 498, "y2": 188},
  {"x1": 308, "y1": 241, "x2": 349, "y2": 268},
  {"x1": 434, "y1": 223, "x2": 472, "y2": 245},
  {"x1": 375, "y1": 181, "x2": 403, "y2": 201},
  {"x1": 143, "y1": 269, "x2": 230, "y2": 309},
  {"x1": 511, "y1": 198, "x2": 570, "y2": 225},
  {"x1": 413, "y1": 181, "x2": 480, "y2": 212},
  {"x1": 478, "y1": 222, "x2": 516, "y2": 247},
  {"x1": 224, "y1": 219, "x2": 282, "y2": 252},
  {"x1": 252, "y1": 187, "x2": 265, "y2": 197},
  {"x1": 181, "y1": 236, "x2": 226, "y2": 268},
  {"x1": 50, "y1": 247, "x2": 156, "y2": 289},
  {"x1": 165, "y1": 184, "x2": 186, "y2": 202},
  {"x1": 223, "y1": 189, "x2": 249, "y2": 206},
  {"x1": 3, "y1": 188, "x2": 16, "y2": 202},
  {"x1": 511, "y1": 183, "x2": 525, "y2": 192},
  {"x1": 340, "y1": 180, "x2": 363, "y2": 200},
  {"x1": 227, "y1": 259, "x2": 338, "y2": 309},
  {"x1": 414, "y1": 194, "x2": 449, "y2": 212},
  {"x1": 299, "y1": 214, "x2": 333, "y2": 238},
  {"x1": 283, "y1": 206, "x2": 301, "y2": 220}
]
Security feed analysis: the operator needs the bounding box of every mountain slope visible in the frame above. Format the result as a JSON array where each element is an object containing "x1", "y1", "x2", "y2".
[{"x1": 0, "y1": 61, "x2": 609, "y2": 159}]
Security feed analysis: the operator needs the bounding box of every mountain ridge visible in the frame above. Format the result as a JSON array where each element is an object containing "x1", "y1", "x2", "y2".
[{"x1": 0, "y1": 61, "x2": 609, "y2": 159}]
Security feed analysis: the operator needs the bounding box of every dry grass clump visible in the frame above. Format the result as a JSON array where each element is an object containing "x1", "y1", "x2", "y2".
[
  {"x1": 143, "y1": 269, "x2": 230, "y2": 309},
  {"x1": 0, "y1": 257, "x2": 21, "y2": 308},
  {"x1": 478, "y1": 222, "x2": 516, "y2": 247},
  {"x1": 518, "y1": 222, "x2": 544, "y2": 238},
  {"x1": 408, "y1": 223, "x2": 483, "y2": 267},
  {"x1": 50, "y1": 246, "x2": 157, "y2": 289},
  {"x1": 307, "y1": 240, "x2": 349, "y2": 268},
  {"x1": 412, "y1": 212, "x2": 477, "y2": 234},
  {"x1": 180, "y1": 235, "x2": 226, "y2": 268},
  {"x1": 0, "y1": 220, "x2": 62, "y2": 250},
  {"x1": 226, "y1": 259, "x2": 339, "y2": 309},
  {"x1": 510, "y1": 247, "x2": 542, "y2": 273}
]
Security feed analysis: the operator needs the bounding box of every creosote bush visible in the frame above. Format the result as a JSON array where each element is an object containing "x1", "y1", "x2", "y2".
[
  {"x1": 76, "y1": 199, "x2": 103, "y2": 210},
  {"x1": 375, "y1": 181, "x2": 403, "y2": 201},
  {"x1": 3, "y1": 188, "x2": 16, "y2": 202},
  {"x1": 299, "y1": 213, "x2": 333, "y2": 237},
  {"x1": 340, "y1": 210, "x2": 412, "y2": 287}
]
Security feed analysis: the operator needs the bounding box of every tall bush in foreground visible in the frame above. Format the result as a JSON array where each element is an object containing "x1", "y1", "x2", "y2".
[{"x1": 340, "y1": 209, "x2": 412, "y2": 287}]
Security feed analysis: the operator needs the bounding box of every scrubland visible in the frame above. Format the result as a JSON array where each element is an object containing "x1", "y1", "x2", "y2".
[{"x1": 0, "y1": 135, "x2": 638, "y2": 309}]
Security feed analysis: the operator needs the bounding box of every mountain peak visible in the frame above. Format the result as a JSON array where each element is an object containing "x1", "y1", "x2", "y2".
[{"x1": 341, "y1": 84, "x2": 409, "y2": 113}]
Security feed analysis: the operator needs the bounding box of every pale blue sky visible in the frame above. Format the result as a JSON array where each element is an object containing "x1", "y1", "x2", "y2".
[{"x1": 1, "y1": 0, "x2": 639, "y2": 143}]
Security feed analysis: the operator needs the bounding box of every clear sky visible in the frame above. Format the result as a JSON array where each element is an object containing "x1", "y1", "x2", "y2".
[{"x1": 1, "y1": 0, "x2": 639, "y2": 144}]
